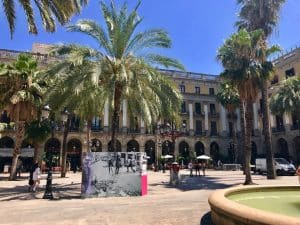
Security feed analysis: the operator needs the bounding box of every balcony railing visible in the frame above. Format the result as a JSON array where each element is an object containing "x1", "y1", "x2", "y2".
[
  {"x1": 272, "y1": 126, "x2": 285, "y2": 133},
  {"x1": 194, "y1": 131, "x2": 206, "y2": 136},
  {"x1": 128, "y1": 128, "x2": 141, "y2": 134},
  {"x1": 91, "y1": 126, "x2": 103, "y2": 132},
  {"x1": 210, "y1": 131, "x2": 219, "y2": 137},
  {"x1": 210, "y1": 112, "x2": 219, "y2": 117},
  {"x1": 194, "y1": 111, "x2": 204, "y2": 117},
  {"x1": 291, "y1": 124, "x2": 299, "y2": 130}
]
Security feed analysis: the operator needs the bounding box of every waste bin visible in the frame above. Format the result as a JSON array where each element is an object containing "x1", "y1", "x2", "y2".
[
  {"x1": 170, "y1": 162, "x2": 180, "y2": 185},
  {"x1": 3, "y1": 165, "x2": 10, "y2": 173}
]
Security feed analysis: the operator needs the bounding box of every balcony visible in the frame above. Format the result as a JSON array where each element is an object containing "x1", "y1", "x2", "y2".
[
  {"x1": 272, "y1": 126, "x2": 285, "y2": 134},
  {"x1": 193, "y1": 111, "x2": 204, "y2": 117},
  {"x1": 209, "y1": 112, "x2": 219, "y2": 118},
  {"x1": 291, "y1": 124, "x2": 299, "y2": 130},
  {"x1": 194, "y1": 131, "x2": 206, "y2": 136},
  {"x1": 128, "y1": 128, "x2": 141, "y2": 134},
  {"x1": 91, "y1": 126, "x2": 103, "y2": 132},
  {"x1": 210, "y1": 131, "x2": 219, "y2": 137}
]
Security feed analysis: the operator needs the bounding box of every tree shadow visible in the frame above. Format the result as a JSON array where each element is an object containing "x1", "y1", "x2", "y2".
[
  {"x1": 149, "y1": 174, "x2": 243, "y2": 191},
  {"x1": 0, "y1": 182, "x2": 82, "y2": 201}
]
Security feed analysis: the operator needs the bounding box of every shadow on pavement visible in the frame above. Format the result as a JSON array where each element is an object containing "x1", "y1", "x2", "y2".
[
  {"x1": 0, "y1": 182, "x2": 82, "y2": 201},
  {"x1": 149, "y1": 174, "x2": 242, "y2": 191}
]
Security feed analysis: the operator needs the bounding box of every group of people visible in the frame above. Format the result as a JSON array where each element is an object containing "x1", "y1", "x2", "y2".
[
  {"x1": 188, "y1": 161, "x2": 206, "y2": 177},
  {"x1": 108, "y1": 155, "x2": 136, "y2": 174}
]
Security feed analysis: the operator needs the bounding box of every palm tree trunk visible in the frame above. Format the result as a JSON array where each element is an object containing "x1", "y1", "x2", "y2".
[
  {"x1": 86, "y1": 120, "x2": 92, "y2": 152},
  {"x1": 33, "y1": 142, "x2": 41, "y2": 163},
  {"x1": 61, "y1": 118, "x2": 70, "y2": 178},
  {"x1": 111, "y1": 85, "x2": 123, "y2": 153},
  {"x1": 244, "y1": 100, "x2": 254, "y2": 185},
  {"x1": 232, "y1": 117, "x2": 237, "y2": 163},
  {"x1": 261, "y1": 82, "x2": 276, "y2": 179},
  {"x1": 9, "y1": 121, "x2": 25, "y2": 180},
  {"x1": 239, "y1": 101, "x2": 246, "y2": 166}
]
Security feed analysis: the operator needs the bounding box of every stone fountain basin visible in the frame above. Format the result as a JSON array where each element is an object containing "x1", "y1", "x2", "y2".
[{"x1": 208, "y1": 185, "x2": 300, "y2": 225}]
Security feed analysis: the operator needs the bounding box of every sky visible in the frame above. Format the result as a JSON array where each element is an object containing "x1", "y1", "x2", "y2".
[{"x1": 0, "y1": 0, "x2": 300, "y2": 75}]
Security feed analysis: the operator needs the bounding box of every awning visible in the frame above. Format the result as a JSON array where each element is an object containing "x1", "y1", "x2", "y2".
[{"x1": 0, "y1": 148, "x2": 34, "y2": 157}]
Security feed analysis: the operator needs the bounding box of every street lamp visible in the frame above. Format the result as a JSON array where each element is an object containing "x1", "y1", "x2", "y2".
[{"x1": 41, "y1": 105, "x2": 54, "y2": 200}]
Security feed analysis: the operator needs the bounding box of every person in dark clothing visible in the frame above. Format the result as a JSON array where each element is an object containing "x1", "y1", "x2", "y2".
[
  {"x1": 115, "y1": 155, "x2": 121, "y2": 174},
  {"x1": 108, "y1": 158, "x2": 113, "y2": 174}
]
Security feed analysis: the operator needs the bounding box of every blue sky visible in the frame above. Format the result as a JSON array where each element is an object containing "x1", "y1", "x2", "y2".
[{"x1": 1, "y1": 0, "x2": 300, "y2": 75}]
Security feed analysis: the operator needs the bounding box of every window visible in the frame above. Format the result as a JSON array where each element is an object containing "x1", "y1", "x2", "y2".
[
  {"x1": 209, "y1": 87, "x2": 215, "y2": 95},
  {"x1": 181, "y1": 101, "x2": 186, "y2": 113},
  {"x1": 285, "y1": 68, "x2": 295, "y2": 79},
  {"x1": 270, "y1": 75, "x2": 279, "y2": 85},
  {"x1": 275, "y1": 115, "x2": 284, "y2": 131},
  {"x1": 210, "y1": 103, "x2": 216, "y2": 115},
  {"x1": 195, "y1": 86, "x2": 200, "y2": 94},
  {"x1": 228, "y1": 122, "x2": 233, "y2": 137},
  {"x1": 195, "y1": 102, "x2": 201, "y2": 114},
  {"x1": 91, "y1": 117, "x2": 101, "y2": 131},
  {"x1": 179, "y1": 85, "x2": 185, "y2": 93},
  {"x1": 195, "y1": 120, "x2": 202, "y2": 134},
  {"x1": 210, "y1": 121, "x2": 217, "y2": 136}
]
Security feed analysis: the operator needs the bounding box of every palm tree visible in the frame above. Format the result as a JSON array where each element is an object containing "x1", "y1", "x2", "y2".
[
  {"x1": 43, "y1": 46, "x2": 105, "y2": 177},
  {"x1": 270, "y1": 76, "x2": 300, "y2": 135},
  {"x1": 236, "y1": 0, "x2": 286, "y2": 179},
  {"x1": 216, "y1": 81, "x2": 240, "y2": 163},
  {"x1": 217, "y1": 29, "x2": 266, "y2": 185},
  {"x1": 57, "y1": 0, "x2": 184, "y2": 152},
  {"x1": 0, "y1": 54, "x2": 44, "y2": 180},
  {"x1": 2, "y1": 0, "x2": 88, "y2": 38},
  {"x1": 25, "y1": 119, "x2": 52, "y2": 162}
]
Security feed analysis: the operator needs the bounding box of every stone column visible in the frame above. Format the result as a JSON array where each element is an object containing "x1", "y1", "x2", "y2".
[
  {"x1": 104, "y1": 100, "x2": 109, "y2": 132},
  {"x1": 140, "y1": 145, "x2": 145, "y2": 153},
  {"x1": 220, "y1": 105, "x2": 228, "y2": 136},
  {"x1": 140, "y1": 117, "x2": 145, "y2": 134},
  {"x1": 270, "y1": 114, "x2": 275, "y2": 129},
  {"x1": 284, "y1": 113, "x2": 291, "y2": 131},
  {"x1": 122, "y1": 99, "x2": 127, "y2": 133},
  {"x1": 204, "y1": 104, "x2": 209, "y2": 135},
  {"x1": 189, "y1": 103, "x2": 194, "y2": 135}
]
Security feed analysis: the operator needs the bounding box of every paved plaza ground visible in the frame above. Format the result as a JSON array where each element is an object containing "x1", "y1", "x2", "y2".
[{"x1": 0, "y1": 169, "x2": 298, "y2": 225}]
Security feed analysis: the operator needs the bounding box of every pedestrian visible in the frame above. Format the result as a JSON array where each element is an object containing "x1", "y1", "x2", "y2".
[
  {"x1": 196, "y1": 162, "x2": 201, "y2": 176},
  {"x1": 108, "y1": 158, "x2": 114, "y2": 174},
  {"x1": 127, "y1": 158, "x2": 135, "y2": 173},
  {"x1": 31, "y1": 162, "x2": 41, "y2": 192},
  {"x1": 202, "y1": 162, "x2": 206, "y2": 176},
  {"x1": 115, "y1": 155, "x2": 121, "y2": 174},
  {"x1": 188, "y1": 161, "x2": 193, "y2": 177},
  {"x1": 16, "y1": 158, "x2": 23, "y2": 178}
]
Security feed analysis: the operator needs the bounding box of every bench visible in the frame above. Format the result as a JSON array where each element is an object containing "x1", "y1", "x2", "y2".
[{"x1": 222, "y1": 164, "x2": 241, "y2": 171}]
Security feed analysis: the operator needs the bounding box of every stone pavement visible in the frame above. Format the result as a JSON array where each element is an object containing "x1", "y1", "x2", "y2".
[{"x1": 0, "y1": 170, "x2": 298, "y2": 225}]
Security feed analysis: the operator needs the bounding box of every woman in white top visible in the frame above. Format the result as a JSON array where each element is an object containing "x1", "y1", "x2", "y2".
[{"x1": 32, "y1": 162, "x2": 41, "y2": 192}]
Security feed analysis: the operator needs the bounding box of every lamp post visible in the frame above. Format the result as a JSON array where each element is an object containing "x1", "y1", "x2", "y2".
[
  {"x1": 61, "y1": 108, "x2": 70, "y2": 178},
  {"x1": 42, "y1": 105, "x2": 54, "y2": 200}
]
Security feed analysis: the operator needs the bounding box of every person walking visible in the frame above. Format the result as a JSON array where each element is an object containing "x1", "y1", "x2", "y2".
[
  {"x1": 31, "y1": 162, "x2": 41, "y2": 192},
  {"x1": 188, "y1": 161, "x2": 193, "y2": 177},
  {"x1": 202, "y1": 162, "x2": 206, "y2": 176},
  {"x1": 108, "y1": 158, "x2": 114, "y2": 174},
  {"x1": 196, "y1": 162, "x2": 201, "y2": 176},
  {"x1": 115, "y1": 155, "x2": 121, "y2": 174},
  {"x1": 16, "y1": 158, "x2": 23, "y2": 178}
]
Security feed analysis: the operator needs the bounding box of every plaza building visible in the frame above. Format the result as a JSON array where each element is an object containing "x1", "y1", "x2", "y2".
[{"x1": 0, "y1": 44, "x2": 299, "y2": 171}]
